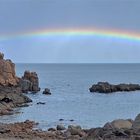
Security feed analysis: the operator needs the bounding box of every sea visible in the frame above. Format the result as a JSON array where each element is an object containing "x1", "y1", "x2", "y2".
[{"x1": 0, "y1": 63, "x2": 140, "y2": 130}]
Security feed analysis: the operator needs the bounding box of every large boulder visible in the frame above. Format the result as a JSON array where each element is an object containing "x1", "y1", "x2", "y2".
[
  {"x1": 56, "y1": 124, "x2": 66, "y2": 131},
  {"x1": 67, "y1": 125, "x2": 85, "y2": 137},
  {"x1": 104, "y1": 119, "x2": 132, "y2": 129},
  {"x1": 89, "y1": 82, "x2": 140, "y2": 93},
  {"x1": 20, "y1": 71, "x2": 40, "y2": 93}
]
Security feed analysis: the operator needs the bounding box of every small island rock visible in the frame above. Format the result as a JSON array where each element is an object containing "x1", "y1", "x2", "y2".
[
  {"x1": 43, "y1": 88, "x2": 51, "y2": 95},
  {"x1": 20, "y1": 71, "x2": 40, "y2": 93},
  {"x1": 89, "y1": 82, "x2": 140, "y2": 93}
]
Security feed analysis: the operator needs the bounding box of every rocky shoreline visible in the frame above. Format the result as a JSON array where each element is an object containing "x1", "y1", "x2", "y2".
[
  {"x1": 0, "y1": 114, "x2": 140, "y2": 139},
  {"x1": 0, "y1": 52, "x2": 40, "y2": 115}
]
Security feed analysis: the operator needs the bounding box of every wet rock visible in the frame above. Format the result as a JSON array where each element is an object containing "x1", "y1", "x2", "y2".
[
  {"x1": 89, "y1": 82, "x2": 140, "y2": 93},
  {"x1": 56, "y1": 124, "x2": 66, "y2": 130},
  {"x1": 59, "y1": 119, "x2": 64, "y2": 121},
  {"x1": 19, "y1": 79, "x2": 31, "y2": 93},
  {"x1": 42, "y1": 88, "x2": 51, "y2": 95},
  {"x1": 48, "y1": 128, "x2": 56, "y2": 131},
  {"x1": 36, "y1": 102, "x2": 46, "y2": 105},
  {"x1": 70, "y1": 119, "x2": 74, "y2": 122}
]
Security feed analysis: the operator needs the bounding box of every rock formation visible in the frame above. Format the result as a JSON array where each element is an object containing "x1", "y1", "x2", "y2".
[
  {"x1": 89, "y1": 82, "x2": 140, "y2": 93},
  {"x1": 0, "y1": 52, "x2": 32, "y2": 115},
  {"x1": 0, "y1": 52, "x2": 19, "y2": 86},
  {"x1": 20, "y1": 71, "x2": 40, "y2": 93}
]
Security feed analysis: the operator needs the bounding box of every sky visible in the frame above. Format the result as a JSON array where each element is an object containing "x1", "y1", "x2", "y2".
[{"x1": 0, "y1": 0, "x2": 140, "y2": 63}]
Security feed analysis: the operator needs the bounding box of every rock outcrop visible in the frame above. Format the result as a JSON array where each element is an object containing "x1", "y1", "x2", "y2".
[
  {"x1": 89, "y1": 82, "x2": 140, "y2": 93},
  {"x1": 20, "y1": 71, "x2": 40, "y2": 93},
  {"x1": 0, "y1": 52, "x2": 32, "y2": 115},
  {"x1": 0, "y1": 53, "x2": 19, "y2": 86}
]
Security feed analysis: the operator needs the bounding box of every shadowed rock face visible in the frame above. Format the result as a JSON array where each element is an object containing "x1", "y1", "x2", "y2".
[
  {"x1": 89, "y1": 82, "x2": 140, "y2": 93},
  {"x1": 20, "y1": 71, "x2": 40, "y2": 93}
]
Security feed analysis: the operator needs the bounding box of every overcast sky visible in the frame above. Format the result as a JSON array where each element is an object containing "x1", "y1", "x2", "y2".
[{"x1": 0, "y1": 0, "x2": 140, "y2": 63}]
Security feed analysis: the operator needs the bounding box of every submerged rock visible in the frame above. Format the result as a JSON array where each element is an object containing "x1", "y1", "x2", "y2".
[
  {"x1": 59, "y1": 119, "x2": 64, "y2": 121},
  {"x1": 36, "y1": 102, "x2": 46, "y2": 105},
  {"x1": 89, "y1": 82, "x2": 140, "y2": 93}
]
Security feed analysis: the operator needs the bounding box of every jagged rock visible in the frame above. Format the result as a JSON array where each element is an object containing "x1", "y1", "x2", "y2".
[
  {"x1": 0, "y1": 51, "x2": 32, "y2": 115},
  {"x1": 20, "y1": 71, "x2": 40, "y2": 93},
  {"x1": 89, "y1": 82, "x2": 140, "y2": 93},
  {"x1": 36, "y1": 102, "x2": 45, "y2": 105},
  {"x1": 42, "y1": 88, "x2": 51, "y2": 95},
  {"x1": 0, "y1": 56, "x2": 19, "y2": 86}
]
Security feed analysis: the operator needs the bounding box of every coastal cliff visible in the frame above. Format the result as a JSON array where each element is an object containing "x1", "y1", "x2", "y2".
[{"x1": 0, "y1": 52, "x2": 40, "y2": 115}]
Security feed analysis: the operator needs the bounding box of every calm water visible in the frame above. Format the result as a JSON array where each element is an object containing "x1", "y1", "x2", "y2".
[{"x1": 1, "y1": 64, "x2": 140, "y2": 129}]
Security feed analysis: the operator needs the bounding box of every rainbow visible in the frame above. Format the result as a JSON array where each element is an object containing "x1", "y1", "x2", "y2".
[{"x1": 1, "y1": 28, "x2": 140, "y2": 42}]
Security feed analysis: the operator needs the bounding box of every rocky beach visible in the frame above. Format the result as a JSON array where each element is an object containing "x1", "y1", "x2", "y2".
[{"x1": 0, "y1": 113, "x2": 140, "y2": 139}]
